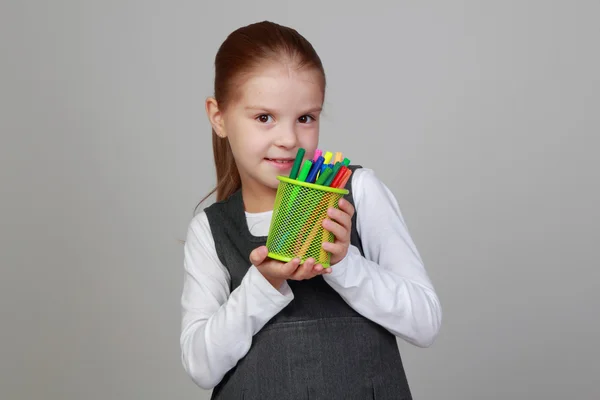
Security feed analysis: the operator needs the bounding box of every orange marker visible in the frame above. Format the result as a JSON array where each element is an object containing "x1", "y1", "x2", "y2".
[
  {"x1": 336, "y1": 169, "x2": 353, "y2": 188},
  {"x1": 333, "y1": 152, "x2": 343, "y2": 164}
]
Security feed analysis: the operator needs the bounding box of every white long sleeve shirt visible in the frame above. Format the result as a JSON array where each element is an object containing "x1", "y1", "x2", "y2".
[{"x1": 180, "y1": 167, "x2": 442, "y2": 390}]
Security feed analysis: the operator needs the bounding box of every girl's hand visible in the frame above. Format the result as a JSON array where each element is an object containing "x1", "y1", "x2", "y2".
[
  {"x1": 321, "y1": 197, "x2": 355, "y2": 266},
  {"x1": 249, "y1": 246, "x2": 331, "y2": 290}
]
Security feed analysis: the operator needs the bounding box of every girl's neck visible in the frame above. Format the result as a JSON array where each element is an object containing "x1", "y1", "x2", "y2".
[{"x1": 241, "y1": 184, "x2": 277, "y2": 213}]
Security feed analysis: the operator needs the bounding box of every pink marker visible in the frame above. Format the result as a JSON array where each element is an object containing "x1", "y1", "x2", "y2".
[{"x1": 312, "y1": 149, "x2": 322, "y2": 162}]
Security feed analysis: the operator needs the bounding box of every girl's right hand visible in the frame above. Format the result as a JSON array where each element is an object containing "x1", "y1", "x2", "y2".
[{"x1": 249, "y1": 245, "x2": 331, "y2": 290}]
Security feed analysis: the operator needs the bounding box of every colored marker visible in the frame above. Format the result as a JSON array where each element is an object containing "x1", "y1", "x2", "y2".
[
  {"x1": 334, "y1": 152, "x2": 343, "y2": 164},
  {"x1": 323, "y1": 151, "x2": 333, "y2": 165},
  {"x1": 336, "y1": 168, "x2": 353, "y2": 188},
  {"x1": 324, "y1": 161, "x2": 342, "y2": 187},
  {"x1": 315, "y1": 166, "x2": 333, "y2": 185},
  {"x1": 330, "y1": 166, "x2": 348, "y2": 188},
  {"x1": 306, "y1": 156, "x2": 324, "y2": 183},
  {"x1": 289, "y1": 148, "x2": 305, "y2": 179},
  {"x1": 281, "y1": 159, "x2": 310, "y2": 239},
  {"x1": 342, "y1": 157, "x2": 350, "y2": 167},
  {"x1": 313, "y1": 149, "x2": 322, "y2": 162},
  {"x1": 297, "y1": 159, "x2": 312, "y2": 182}
]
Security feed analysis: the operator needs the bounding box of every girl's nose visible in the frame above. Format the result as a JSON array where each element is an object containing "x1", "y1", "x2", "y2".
[{"x1": 274, "y1": 127, "x2": 298, "y2": 148}]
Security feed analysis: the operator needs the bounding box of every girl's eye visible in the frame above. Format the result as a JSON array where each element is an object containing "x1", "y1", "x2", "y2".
[
  {"x1": 298, "y1": 115, "x2": 315, "y2": 124},
  {"x1": 256, "y1": 114, "x2": 273, "y2": 123}
]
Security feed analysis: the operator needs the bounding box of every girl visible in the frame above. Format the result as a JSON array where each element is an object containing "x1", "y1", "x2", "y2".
[{"x1": 180, "y1": 21, "x2": 442, "y2": 399}]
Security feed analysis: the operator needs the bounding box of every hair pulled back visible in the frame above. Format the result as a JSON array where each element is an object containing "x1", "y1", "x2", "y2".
[{"x1": 196, "y1": 21, "x2": 325, "y2": 212}]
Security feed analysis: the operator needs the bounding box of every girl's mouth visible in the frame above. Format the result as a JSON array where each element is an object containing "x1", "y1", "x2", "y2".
[{"x1": 264, "y1": 158, "x2": 294, "y2": 170}]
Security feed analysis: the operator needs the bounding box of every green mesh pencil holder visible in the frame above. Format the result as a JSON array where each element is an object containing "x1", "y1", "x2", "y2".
[{"x1": 266, "y1": 176, "x2": 349, "y2": 268}]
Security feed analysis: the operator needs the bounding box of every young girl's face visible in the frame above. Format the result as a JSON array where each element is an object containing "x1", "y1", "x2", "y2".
[{"x1": 221, "y1": 62, "x2": 323, "y2": 195}]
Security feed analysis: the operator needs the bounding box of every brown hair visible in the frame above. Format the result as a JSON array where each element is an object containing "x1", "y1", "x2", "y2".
[{"x1": 194, "y1": 21, "x2": 326, "y2": 214}]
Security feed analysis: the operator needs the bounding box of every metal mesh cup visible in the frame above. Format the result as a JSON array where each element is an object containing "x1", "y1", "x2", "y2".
[{"x1": 266, "y1": 176, "x2": 349, "y2": 268}]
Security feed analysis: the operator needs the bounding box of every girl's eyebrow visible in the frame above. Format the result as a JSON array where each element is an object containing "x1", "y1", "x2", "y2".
[
  {"x1": 303, "y1": 106, "x2": 323, "y2": 113},
  {"x1": 245, "y1": 105, "x2": 274, "y2": 111},
  {"x1": 245, "y1": 105, "x2": 322, "y2": 113}
]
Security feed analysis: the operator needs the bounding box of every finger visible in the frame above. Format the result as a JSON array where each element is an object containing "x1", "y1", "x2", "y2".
[
  {"x1": 322, "y1": 241, "x2": 346, "y2": 255},
  {"x1": 280, "y1": 258, "x2": 301, "y2": 276},
  {"x1": 303, "y1": 258, "x2": 316, "y2": 276},
  {"x1": 313, "y1": 264, "x2": 330, "y2": 275},
  {"x1": 249, "y1": 246, "x2": 268, "y2": 266},
  {"x1": 300, "y1": 258, "x2": 316, "y2": 278},
  {"x1": 322, "y1": 218, "x2": 348, "y2": 241},
  {"x1": 327, "y1": 207, "x2": 352, "y2": 232},
  {"x1": 291, "y1": 258, "x2": 315, "y2": 280},
  {"x1": 338, "y1": 198, "x2": 355, "y2": 217}
]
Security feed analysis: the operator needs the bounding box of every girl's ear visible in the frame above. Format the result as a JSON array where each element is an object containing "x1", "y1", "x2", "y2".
[{"x1": 205, "y1": 97, "x2": 226, "y2": 138}]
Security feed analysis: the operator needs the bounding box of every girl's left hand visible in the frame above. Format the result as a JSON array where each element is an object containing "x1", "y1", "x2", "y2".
[{"x1": 321, "y1": 197, "x2": 355, "y2": 266}]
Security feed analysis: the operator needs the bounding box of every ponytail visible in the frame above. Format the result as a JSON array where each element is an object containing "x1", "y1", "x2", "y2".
[{"x1": 194, "y1": 128, "x2": 241, "y2": 214}]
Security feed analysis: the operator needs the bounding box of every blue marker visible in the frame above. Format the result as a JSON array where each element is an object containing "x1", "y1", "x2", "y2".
[
  {"x1": 306, "y1": 155, "x2": 324, "y2": 183},
  {"x1": 321, "y1": 163, "x2": 333, "y2": 174}
]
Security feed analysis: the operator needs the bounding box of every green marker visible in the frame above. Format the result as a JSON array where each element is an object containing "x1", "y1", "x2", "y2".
[
  {"x1": 289, "y1": 148, "x2": 305, "y2": 179},
  {"x1": 324, "y1": 161, "x2": 342, "y2": 186},
  {"x1": 342, "y1": 157, "x2": 350, "y2": 167},
  {"x1": 283, "y1": 159, "x2": 312, "y2": 226},
  {"x1": 315, "y1": 166, "x2": 333, "y2": 185},
  {"x1": 297, "y1": 159, "x2": 312, "y2": 182}
]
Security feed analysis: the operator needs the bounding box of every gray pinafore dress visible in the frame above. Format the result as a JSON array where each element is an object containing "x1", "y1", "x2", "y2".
[{"x1": 204, "y1": 165, "x2": 412, "y2": 400}]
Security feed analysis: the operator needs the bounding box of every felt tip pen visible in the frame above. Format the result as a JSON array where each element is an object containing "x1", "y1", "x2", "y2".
[
  {"x1": 324, "y1": 161, "x2": 343, "y2": 187},
  {"x1": 289, "y1": 148, "x2": 306, "y2": 179},
  {"x1": 313, "y1": 149, "x2": 322, "y2": 162},
  {"x1": 336, "y1": 168, "x2": 353, "y2": 189},
  {"x1": 330, "y1": 166, "x2": 348, "y2": 188},
  {"x1": 334, "y1": 152, "x2": 343, "y2": 164},
  {"x1": 306, "y1": 155, "x2": 324, "y2": 183},
  {"x1": 297, "y1": 159, "x2": 313, "y2": 182},
  {"x1": 323, "y1": 151, "x2": 333, "y2": 165},
  {"x1": 315, "y1": 166, "x2": 333, "y2": 185}
]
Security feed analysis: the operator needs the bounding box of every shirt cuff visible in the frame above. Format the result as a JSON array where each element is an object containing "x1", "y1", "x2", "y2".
[
  {"x1": 246, "y1": 265, "x2": 294, "y2": 304},
  {"x1": 323, "y1": 245, "x2": 357, "y2": 282}
]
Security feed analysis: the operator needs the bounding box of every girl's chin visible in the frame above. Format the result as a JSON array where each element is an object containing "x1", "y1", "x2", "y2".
[{"x1": 265, "y1": 177, "x2": 281, "y2": 190}]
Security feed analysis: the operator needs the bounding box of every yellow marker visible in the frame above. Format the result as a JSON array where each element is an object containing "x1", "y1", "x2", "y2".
[
  {"x1": 323, "y1": 151, "x2": 333, "y2": 164},
  {"x1": 334, "y1": 152, "x2": 343, "y2": 164}
]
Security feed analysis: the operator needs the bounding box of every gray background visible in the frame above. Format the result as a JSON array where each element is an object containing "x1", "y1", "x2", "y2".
[{"x1": 1, "y1": 1, "x2": 598, "y2": 399}]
